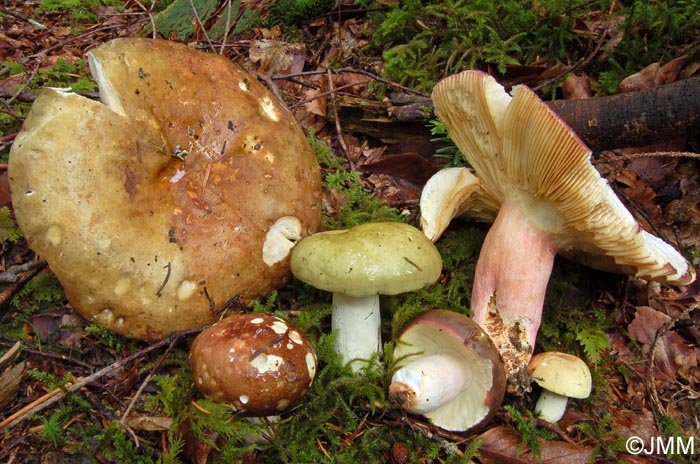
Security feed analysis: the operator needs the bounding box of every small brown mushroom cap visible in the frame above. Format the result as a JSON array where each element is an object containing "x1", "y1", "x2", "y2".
[
  {"x1": 189, "y1": 313, "x2": 317, "y2": 416},
  {"x1": 8, "y1": 38, "x2": 321, "y2": 341}
]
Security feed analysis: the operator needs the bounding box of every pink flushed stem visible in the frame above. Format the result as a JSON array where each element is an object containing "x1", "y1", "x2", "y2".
[{"x1": 471, "y1": 201, "x2": 557, "y2": 391}]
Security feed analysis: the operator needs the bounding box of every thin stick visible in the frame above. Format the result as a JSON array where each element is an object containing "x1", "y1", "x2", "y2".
[
  {"x1": 327, "y1": 69, "x2": 349, "y2": 158},
  {"x1": 0, "y1": 326, "x2": 205, "y2": 431},
  {"x1": 120, "y1": 341, "x2": 176, "y2": 446}
]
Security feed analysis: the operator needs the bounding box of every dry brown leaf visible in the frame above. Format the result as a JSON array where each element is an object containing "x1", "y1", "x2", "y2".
[
  {"x1": 562, "y1": 74, "x2": 592, "y2": 99},
  {"x1": 618, "y1": 56, "x2": 689, "y2": 92},
  {"x1": 248, "y1": 40, "x2": 306, "y2": 76},
  {"x1": 125, "y1": 415, "x2": 173, "y2": 431},
  {"x1": 609, "y1": 408, "x2": 658, "y2": 444},
  {"x1": 302, "y1": 87, "x2": 327, "y2": 118},
  {"x1": 477, "y1": 426, "x2": 593, "y2": 464},
  {"x1": 628, "y1": 306, "x2": 700, "y2": 383}
]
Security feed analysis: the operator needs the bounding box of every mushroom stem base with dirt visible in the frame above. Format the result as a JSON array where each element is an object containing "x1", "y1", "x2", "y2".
[
  {"x1": 534, "y1": 389, "x2": 570, "y2": 423},
  {"x1": 332, "y1": 293, "x2": 382, "y2": 371},
  {"x1": 471, "y1": 201, "x2": 558, "y2": 392},
  {"x1": 389, "y1": 352, "x2": 471, "y2": 414}
]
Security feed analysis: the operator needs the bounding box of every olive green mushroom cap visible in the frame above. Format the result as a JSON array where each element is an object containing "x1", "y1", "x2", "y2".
[{"x1": 290, "y1": 222, "x2": 442, "y2": 297}]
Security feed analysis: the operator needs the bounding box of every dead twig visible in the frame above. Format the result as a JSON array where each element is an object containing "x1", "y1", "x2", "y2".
[
  {"x1": 327, "y1": 69, "x2": 350, "y2": 159},
  {"x1": 272, "y1": 68, "x2": 430, "y2": 98},
  {"x1": 0, "y1": 260, "x2": 47, "y2": 307},
  {"x1": 0, "y1": 326, "x2": 206, "y2": 432},
  {"x1": 120, "y1": 340, "x2": 176, "y2": 446},
  {"x1": 0, "y1": 260, "x2": 48, "y2": 284}
]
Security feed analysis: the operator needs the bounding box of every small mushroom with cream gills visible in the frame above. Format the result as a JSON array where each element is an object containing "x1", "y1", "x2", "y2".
[
  {"x1": 389, "y1": 309, "x2": 505, "y2": 432},
  {"x1": 528, "y1": 352, "x2": 591, "y2": 423},
  {"x1": 428, "y1": 70, "x2": 695, "y2": 390},
  {"x1": 189, "y1": 313, "x2": 317, "y2": 416},
  {"x1": 290, "y1": 222, "x2": 442, "y2": 372},
  {"x1": 8, "y1": 38, "x2": 321, "y2": 341}
]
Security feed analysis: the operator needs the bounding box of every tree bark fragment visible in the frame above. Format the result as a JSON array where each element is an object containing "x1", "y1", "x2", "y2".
[{"x1": 336, "y1": 77, "x2": 700, "y2": 151}]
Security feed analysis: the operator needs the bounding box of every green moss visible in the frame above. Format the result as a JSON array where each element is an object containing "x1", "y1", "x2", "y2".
[
  {"x1": 309, "y1": 133, "x2": 404, "y2": 230},
  {"x1": 38, "y1": 0, "x2": 122, "y2": 22}
]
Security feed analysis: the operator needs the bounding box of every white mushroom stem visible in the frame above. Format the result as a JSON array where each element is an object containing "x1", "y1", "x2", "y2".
[
  {"x1": 534, "y1": 389, "x2": 569, "y2": 423},
  {"x1": 389, "y1": 352, "x2": 471, "y2": 414},
  {"x1": 471, "y1": 201, "x2": 558, "y2": 383},
  {"x1": 331, "y1": 293, "x2": 382, "y2": 371}
]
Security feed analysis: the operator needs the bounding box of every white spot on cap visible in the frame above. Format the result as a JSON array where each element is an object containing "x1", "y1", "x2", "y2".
[
  {"x1": 306, "y1": 352, "x2": 317, "y2": 381},
  {"x1": 250, "y1": 354, "x2": 284, "y2": 373},
  {"x1": 270, "y1": 320, "x2": 288, "y2": 335},
  {"x1": 177, "y1": 280, "x2": 197, "y2": 301},
  {"x1": 277, "y1": 398, "x2": 291, "y2": 410},
  {"x1": 251, "y1": 317, "x2": 265, "y2": 324},
  {"x1": 289, "y1": 330, "x2": 303, "y2": 345},
  {"x1": 262, "y1": 216, "x2": 302, "y2": 266},
  {"x1": 114, "y1": 277, "x2": 131, "y2": 296},
  {"x1": 94, "y1": 308, "x2": 114, "y2": 324},
  {"x1": 45, "y1": 225, "x2": 62, "y2": 246},
  {"x1": 239, "y1": 81, "x2": 249, "y2": 92},
  {"x1": 116, "y1": 317, "x2": 125, "y2": 327},
  {"x1": 239, "y1": 394, "x2": 249, "y2": 404},
  {"x1": 260, "y1": 97, "x2": 279, "y2": 121},
  {"x1": 169, "y1": 169, "x2": 186, "y2": 183}
]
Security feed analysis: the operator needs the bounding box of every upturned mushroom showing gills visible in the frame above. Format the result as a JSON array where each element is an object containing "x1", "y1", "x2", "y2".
[
  {"x1": 8, "y1": 38, "x2": 322, "y2": 341},
  {"x1": 428, "y1": 70, "x2": 695, "y2": 391},
  {"x1": 189, "y1": 313, "x2": 317, "y2": 416},
  {"x1": 389, "y1": 309, "x2": 505, "y2": 432},
  {"x1": 290, "y1": 222, "x2": 443, "y2": 372}
]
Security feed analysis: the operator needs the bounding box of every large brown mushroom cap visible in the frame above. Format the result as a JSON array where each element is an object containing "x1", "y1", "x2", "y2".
[
  {"x1": 8, "y1": 38, "x2": 322, "y2": 341},
  {"x1": 189, "y1": 313, "x2": 317, "y2": 416}
]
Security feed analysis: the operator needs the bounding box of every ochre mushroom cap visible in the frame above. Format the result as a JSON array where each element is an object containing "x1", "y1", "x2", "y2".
[
  {"x1": 528, "y1": 352, "x2": 591, "y2": 399},
  {"x1": 8, "y1": 38, "x2": 322, "y2": 341},
  {"x1": 189, "y1": 313, "x2": 317, "y2": 416}
]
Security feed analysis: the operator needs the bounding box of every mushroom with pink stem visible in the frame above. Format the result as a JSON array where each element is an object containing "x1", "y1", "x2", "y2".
[
  {"x1": 290, "y1": 222, "x2": 443, "y2": 372},
  {"x1": 425, "y1": 70, "x2": 695, "y2": 392},
  {"x1": 389, "y1": 309, "x2": 506, "y2": 432}
]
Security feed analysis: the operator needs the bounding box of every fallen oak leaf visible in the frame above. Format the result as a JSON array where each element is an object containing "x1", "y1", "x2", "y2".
[
  {"x1": 477, "y1": 426, "x2": 593, "y2": 464},
  {"x1": 628, "y1": 306, "x2": 700, "y2": 384}
]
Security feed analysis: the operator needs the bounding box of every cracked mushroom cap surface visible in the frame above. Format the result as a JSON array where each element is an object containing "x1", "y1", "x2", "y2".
[
  {"x1": 8, "y1": 38, "x2": 322, "y2": 341},
  {"x1": 391, "y1": 309, "x2": 506, "y2": 432},
  {"x1": 290, "y1": 222, "x2": 442, "y2": 297},
  {"x1": 431, "y1": 70, "x2": 694, "y2": 285},
  {"x1": 189, "y1": 313, "x2": 317, "y2": 416}
]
